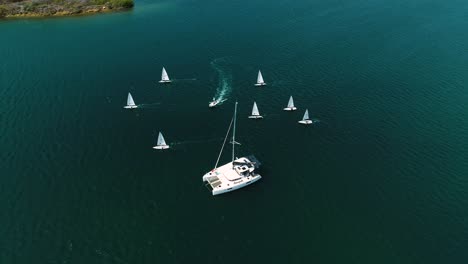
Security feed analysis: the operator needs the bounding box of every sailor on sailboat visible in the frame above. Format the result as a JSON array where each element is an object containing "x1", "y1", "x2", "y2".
[
  {"x1": 248, "y1": 102, "x2": 263, "y2": 119},
  {"x1": 254, "y1": 70, "x2": 266, "y2": 86},
  {"x1": 202, "y1": 102, "x2": 262, "y2": 195},
  {"x1": 159, "y1": 67, "x2": 171, "y2": 83},
  {"x1": 298, "y1": 109, "x2": 313, "y2": 125},
  {"x1": 283, "y1": 96, "x2": 297, "y2": 111},
  {"x1": 153, "y1": 132, "x2": 170, "y2": 149},
  {"x1": 124, "y1": 92, "x2": 138, "y2": 109}
]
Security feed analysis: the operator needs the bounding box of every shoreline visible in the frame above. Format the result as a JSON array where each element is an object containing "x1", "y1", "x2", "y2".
[
  {"x1": 3, "y1": 6, "x2": 131, "y2": 19},
  {"x1": 0, "y1": 0, "x2": 134, "y2": 19}
]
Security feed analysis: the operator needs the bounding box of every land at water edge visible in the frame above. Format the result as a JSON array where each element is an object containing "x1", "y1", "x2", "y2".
[{"x1": 0, "y1": 0, "x2": 133, "y2": 18}]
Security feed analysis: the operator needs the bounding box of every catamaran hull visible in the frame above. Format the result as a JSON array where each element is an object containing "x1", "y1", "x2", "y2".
[
  {"x1": 254, "y1": 83, "x2": 266, "y2": 86},
  {"x1": 248, "y1": 116, "x2": 263, "y2": 119},
  {"x1": 124, "y1": 106, "x2": 138, "y2": 109},
  {"x1": 283, "y1": 107, "x2": 297, "y2": 111},
  {"x1": 213, "y1": 175, "x2": 261, "y2": 195},
  {"x1": 298, "y1": 120, "x2": 313, "y2": 125},
  {"x1": 153, "y1": 145, "x2": 170, "y2": 149}
]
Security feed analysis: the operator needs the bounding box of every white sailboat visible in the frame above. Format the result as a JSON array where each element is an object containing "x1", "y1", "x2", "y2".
[
  {"x1": 298, "y1": 109, "x2": 313, "y2": 125},
  {"x1": 153, "y1": 132, "x2": 170, "y2": 149},
  {"x1": 254, "y1": 70, "x2": 266, "y2": 86},
  {"x1": 124, "y1": 92, "x2": 137, "y2": 109},
  {"x1": 159, "y1": 67, "x2": 171, "y2": 83},
  {"x1": 202, "y1": 102, "x2": 262, "y2": 195},
  {"x1": 283, "y1": 96, "x2": 297, "y2": 111},
  {"x1": 248, "y1": 102, "x2": 263, "y2": 119}
]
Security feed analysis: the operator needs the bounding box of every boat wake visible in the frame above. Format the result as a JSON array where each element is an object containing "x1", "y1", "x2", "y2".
[
  {"x1": 213, "y1": 98, "x2": 228, "y2": 106},
  {"x1": 311, "y1": 119, "x2": 321, "y2": 124},
  {"x1": 95, "y1": 249, "x2": 128, "y2": 264},
  {"x1": 210, "y1": 57, "x2": 233, "y2": 103},
  {"x1": 170, "y1": 78, "x2": 197, "y2": 82},
  {"x1": 136, "y1": 102, "x2": 162, "y2": 108}
]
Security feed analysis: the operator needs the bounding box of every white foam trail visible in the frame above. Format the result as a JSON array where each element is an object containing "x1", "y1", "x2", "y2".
[
  {"x1": 137, "y1": 102, "x2": 161, "y2": 108},
  {"x1": 171, "y1": 78, "x2": 197, "y2": 82},
  {"x1": 210, "y1": 57, "x2": 232, "y2": 102},
  {"x1": 310, "y1": 119, "x2": 321, "y2": 125},
  {"x1": 217, "y1": 98, "x2": 228, "y2": 105}
]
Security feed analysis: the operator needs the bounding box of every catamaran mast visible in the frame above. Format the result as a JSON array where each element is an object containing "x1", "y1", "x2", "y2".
[{"x1": 232, "y1": 102, "x2": 238, "y2": 166}]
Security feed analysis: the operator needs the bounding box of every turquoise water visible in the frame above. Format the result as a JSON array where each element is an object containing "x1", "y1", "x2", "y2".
[{"x1": 1, "y1": 0, "x2": 468, "y2": 262}]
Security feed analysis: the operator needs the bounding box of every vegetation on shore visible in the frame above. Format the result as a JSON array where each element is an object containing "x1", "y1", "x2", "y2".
[{"x1": 0, "y1": 0, "x2": 134, "y2": 18}]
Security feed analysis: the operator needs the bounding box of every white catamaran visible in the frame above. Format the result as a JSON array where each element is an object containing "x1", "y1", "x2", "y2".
[
  {"x1": 202, "y1": 102, "x2": 262, "y2": 195},
  {"x1": 248, "y1": 102, "x2": 263, "y2": 119},
  {"x1": 254, "y1": 70, "x2": 266, "y2": 86},
  {"x1": 153, "y1": 132, "x2": 170, "y2": 149},
  {"x1": 298, "y1": 109, "x2": 313, "y2": 125},
  {"x1": 159, "y1": 67, "x2": 171, "y2": 83},
  {"x1": 124, "y1": 92, "x2": 137, "y2": 109},
  {"x1": 283, "y1": 96, "x2": 297, "y2": 111}
]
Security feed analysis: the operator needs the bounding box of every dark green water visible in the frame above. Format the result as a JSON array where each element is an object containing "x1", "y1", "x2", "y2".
[{"x1": 1, "y1": 0, "x2": 468, "y2": 263}]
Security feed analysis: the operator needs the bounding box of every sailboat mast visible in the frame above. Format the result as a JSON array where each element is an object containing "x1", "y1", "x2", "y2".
[{"x1": 232, "y1": 102, "x2": 238, "y2": 165}]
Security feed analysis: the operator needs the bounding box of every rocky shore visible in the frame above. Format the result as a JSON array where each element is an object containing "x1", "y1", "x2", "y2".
[{"x1": 0, "y1": 0, "x2": 134, "y2": 18}]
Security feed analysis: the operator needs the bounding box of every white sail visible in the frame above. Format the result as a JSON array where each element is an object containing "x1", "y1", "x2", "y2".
[
  {"x1": 157, "y1": 132, "x2": 167, "y2": 146},
  {"x1": 257, "y1": 70, "x2": 264, "y2": 84},
  {"x1": 303, "y1": 109, "x2": 309, "y2": 120},
  {"x1": 127, "y1": 93, "x2": 136, "y2": 107},
  {"x1": 161, "y1": 67, "x2": 170, "y2": 81},
  {"x1": 252, "y1": 102, "x2": 260, "y2": 116},
  {"x1": 287, "y1": 96, "x2": 294, "y2": 108},
  {"x1": 153, "y1": 132, "x2": 169, "y2": 149}
]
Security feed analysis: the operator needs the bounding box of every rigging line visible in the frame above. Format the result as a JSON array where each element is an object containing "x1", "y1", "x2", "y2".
[{"x1": 214, "y1": 116, "x2": 234, "y2": 169}]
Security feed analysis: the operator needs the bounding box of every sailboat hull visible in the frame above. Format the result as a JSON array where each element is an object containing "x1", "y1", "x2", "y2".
[
  {"x1": 254, "y1": 83, "x2": 266, "y2": 86},
  {"x1": 159, "y1": 80, "x2": 172, "y2": 83},
  {"x1": 124, "y1": 105, "x2": 138, "y2": 109},
  {"x1": 153, "y1": 145, "x2": 170, "y2": 149},
  {"x1": 298, "y1": 120, "x2": 313, "y2": 125},
  {"x1": 248, "y1": 115, "x2": 263, "y2": 119},
  {"x1": 283, "y1": 107, "x2": 297, "y2": 111}
]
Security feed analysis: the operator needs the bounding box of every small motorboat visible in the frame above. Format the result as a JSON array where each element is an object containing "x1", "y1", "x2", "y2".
[{"x1": 209, "y1": 98, "x2": 220, "y2": 108}]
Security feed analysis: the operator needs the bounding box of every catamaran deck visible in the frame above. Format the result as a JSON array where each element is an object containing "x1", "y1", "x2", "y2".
[{"x1": 204, "y1": 156, "x2": 261, "y2": 194}]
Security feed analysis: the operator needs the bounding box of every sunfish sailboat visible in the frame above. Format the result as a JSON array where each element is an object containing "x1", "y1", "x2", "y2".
[
  {"x1": 124, "y1": 92, "x2": 137, "y2": 109},
  {"x1": 159, "y1": 67, "x2": 171, "y2": 83},
  {"x1": 153, "y1": 132, "x2": 170, "y2": 149},
  {"x1": 202, "y1": 102, "x2": 262, "y2": 195},
  {"x1": 254, "y1": 70, "x2": 266, "y2": 86},
  {"x1": 298, "y1": 109, "x2": 313, "y2": 125},
  {"x1": 283, "y1": 96, "x2": 297, "y2": 111},
  {"x1": 248, "y1": 102, "x2": 263, "y2": 119}
]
